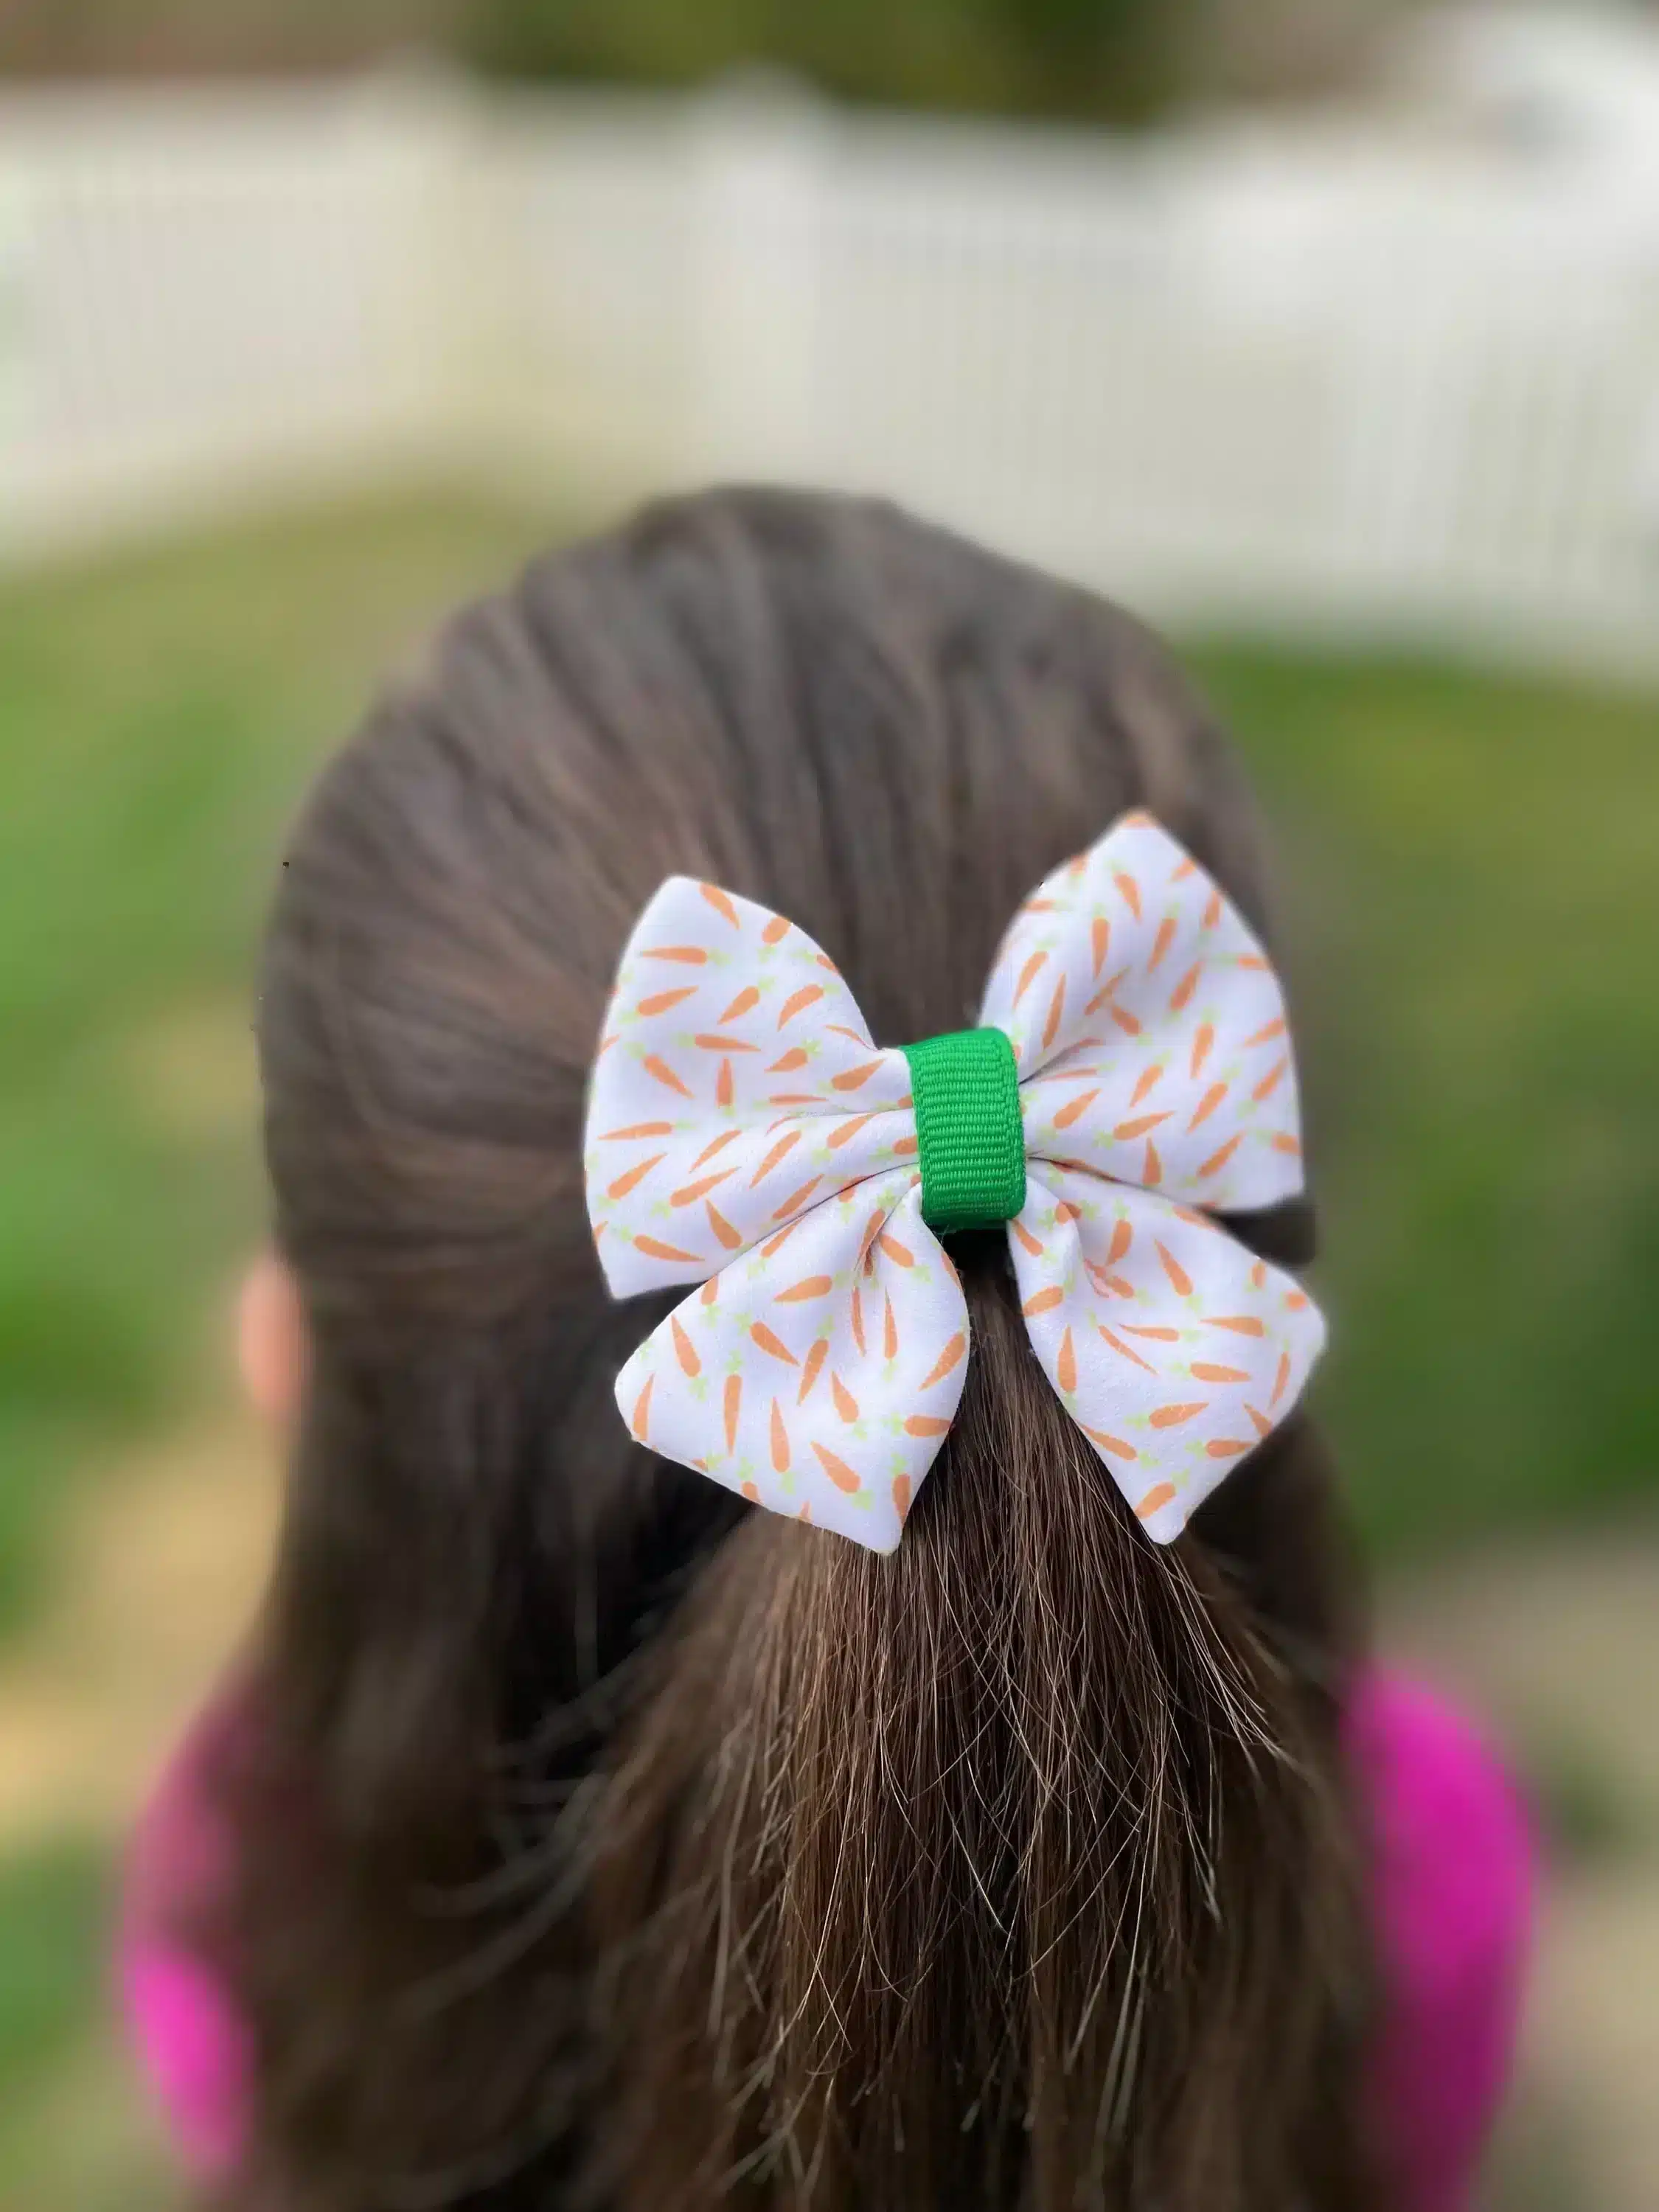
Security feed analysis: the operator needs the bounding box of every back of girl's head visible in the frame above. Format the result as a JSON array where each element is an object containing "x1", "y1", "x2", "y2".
[{"x1": 228, "y1": 490, "x2": 1377, "y2": 2211}]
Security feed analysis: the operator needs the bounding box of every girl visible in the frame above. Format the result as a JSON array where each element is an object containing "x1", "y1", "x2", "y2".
[{"x1": 123, "y1": 490, "x2": 1532, "y2": 2211}]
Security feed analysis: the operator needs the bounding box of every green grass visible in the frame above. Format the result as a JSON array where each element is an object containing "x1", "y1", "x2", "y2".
[
  {"x1": 0, "y1": 492, "x2": 1655, "y2": 1641},
  {"x1": 0, "y1": 491, "x2": 556, "y2": 1630},
  {"x1": 1192, "y1": 647, "x2": 1659, "y2": 1551}
]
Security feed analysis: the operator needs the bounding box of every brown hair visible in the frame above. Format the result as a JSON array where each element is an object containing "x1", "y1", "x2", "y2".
[{"x1": 208, "y1": 489, "x2": 1379, "y2": 2210}]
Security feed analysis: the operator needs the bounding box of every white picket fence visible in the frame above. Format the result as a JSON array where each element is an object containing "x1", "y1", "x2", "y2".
[{"x1": 4, "y1": 74, "x2": 1659, "y2": 675}]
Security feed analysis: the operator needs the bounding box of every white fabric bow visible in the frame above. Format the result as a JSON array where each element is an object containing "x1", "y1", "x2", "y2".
[{"x1": 584, "y1": 813, "x2": 1325, "y2": 1552}]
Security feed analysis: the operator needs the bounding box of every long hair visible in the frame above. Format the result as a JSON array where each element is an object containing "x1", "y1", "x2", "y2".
[{"x1": 204, "y1": 490, "x2": 1380, "y2": 2211}]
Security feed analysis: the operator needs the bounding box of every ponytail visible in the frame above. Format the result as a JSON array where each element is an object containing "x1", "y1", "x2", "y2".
[{"x1": 591, "y1": 1262, "x2": 1378, "y2": 2211}]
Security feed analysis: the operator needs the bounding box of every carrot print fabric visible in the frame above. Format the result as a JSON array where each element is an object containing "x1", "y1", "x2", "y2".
[{"x1": 585, "y1": 813, "x2": 1324, "y2": 1551}]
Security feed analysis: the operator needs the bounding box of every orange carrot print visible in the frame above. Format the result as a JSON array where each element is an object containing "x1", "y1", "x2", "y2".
[
  {"x1": 1053, "y1": 1087, "x2": 1099, "y2": 1130},
  {"x1": 706, "y1": 1202, "x2": 742, "y2": 1251},
  {"x1": 1245, "y1": 1018, "x2": 1287, "y2": 1048},
  {"x1": 762, "y1": 916, "x2": 790, "y2": 945},
  {"x1": 1108, "y1": 1005, "x2": 1142, "y2": 1037},
  {"x1": 1097, "y1": 1326, "x2": 1155, "y2": 1373},
  {"x1": 777, "y1": 984, "x2": 825, "y2": 1028},
  {"x1": 630, "y1": 1374, "x2": 654, "y2": 1442},
  {"x1": 1247, "y1": 1405, "x2": 1273, "y2": 1439},
  {"x1": 905, "y1": 1416, "x2": 950, "y2": 1438},
  {"x1": 1190, "y1": 1362, "x2": 1248, "y2": 1384},
  {"x1": 770, "y1": 1400, "x2": 790, "y2": 1472},
  {"x1": 778, "y1": 1275, "x2": 832, "y2": 1303},
  {"x1": 1121, "y1": 1324, "x2": 1178, "y2": 1340},
  {"x1": 1204, "y1": 1315, "x2": 1265, "y2": 1336},
  {"x1": 1129, "y1": 1063, "x2": 1164, "y2": 1108},
  {"x1": 602, "y1": 1120, "x2": 675, "y2": 1141},
  {"x1": 877, "y1": 1232, "x2": 914, "y2": 1266},
  {"x1": 1106, "y1": 1218, "x2": 1133, "y2": 1266},
  {"x1": 1012, "y1": 1217, "x2": 1045, "y2": 1259},
  {"x1": 1187, "y1": 1082, "x2": 1228, "y2": 1133},
  {"x1": 892, "y1": 1474, "x2": 913, "y2": 1518},
  {"x1": 798, "y1": 1340, "x2": 828, "y2": 1405},
  {"x1": 700, "y1": 883, "x2": 740, "y2": 928},
  {"x1": 1251, "y1": 1260, "x2": 1267, "y2": 1290},
  {"x1": 700, "y1": 1277, "x2": 719, "y2": 1306},
  {"x1": 1023, "y1": 1287, "x2": 1065, "y2": 1316},
  {"x1": 741, "y1": 1481, "x2": 759, "y2": 1502},
  {"x1": 771, "y1": 1176, "x2": 822, "y2": 1220},
  {"x1": 1013, "y1": 950, "x2": 1046, "y2": 1006},
  {"x1": 1135, "y1": 1482, "x2": 1178, "y2": 1519},
  {"x1": 920, "y1": 1333, "x2": 966, "y2": 1390},
  {"x1": 883, "y1": 1294, "x2": 898, "y2": 1360},
  {"x1": 716, "y1": 1059, "x2": 734, "y2": 1107},
  {"x1": 1056, "y1": 1326, "x2": 1077, "y2": 1394},
  {"x1": 750, "y1": 1323, "x2": 800, "y2": 1366},
  {"x1": 1203, "y1": 890, "x2": 1222, "y2": 929},
  {"x1": 1150, "y1": 1403, "x2": 1204, "y2": 1428},
  {"x1": 671, "y1": 1167, "x2": 735, "y2": 1207},
  {"x1": 813, "y1": 1443, "x2": 861, "y2": 1494},
  {"x1": 850, "y1": 1285, "x2": 866, "y2": 1356},
  {"x1": 832, "y1": 1373, "x2": 860, "y2": 1422},
  {"x1": 694, "y1": 1032, "x2": 757, "y2": 1054},
  {"x1": 750, "y1": 1130, "x2": 801, "y2": 1186},
  {"x1": 1169, "y1": 962, "x2": 1201, "y2": 1013},
  {"x1": 644, "y1": 1055, "x2": 694, "y2": 1098},
  {"x1": 637, "y1": 986, "x2": 697, "y2": 1018},
  {"x1": 1189, "y1": 1024, "x2": 1214, "y2": 1079},
  {"x1": 1091, "y1": 916, "x2": 1110, "y2": 975},
  {"x1": 691, "y1": 1127, "x2": 742, "y2": 1170},
  {"x1": 1149, "y1": 916, "x2": 1177, "y2": 971},
  {"x1": 724, "y1": 1374, "x2": 742, "y2": 1451},
  {"x1": 1155, "y1": 1242, "x2": 1194, "y2": 1297},
  {"x1": 1253, "y1": 1057, "x2": 1288, "y2": 1103},
  {"x1": 1144, "y1": 1138, "x2": 1163, "y2": 1183},
  {"x1": 1113, "y1": 1111, "x2": 1169, "y2": 1141},
  {"x1": 769, "y1": 1046, "x2": 810, "y2": 1074},
  {"x1": 671, "y1": 1318, "x2": 700, "y2": 1377},
  {"x1": 1084, "y1": 1427, "x2": 1138, "y2": 1460},
  {"x1": 1270, "y1": 1352, "x2": 1291, "y2": 1406},
  {"x1": 642, "y1": 945, "x2": 709, "y2": 964},
  {"x1": 831, "y1": 1060, "x2": 883, "y2": 1092},
  {"x1": 719, "y1": 984, "x2": 761, "y2": 1023},
  {"x1": 608, "y1": 1153, "x2": 665, "y2": 1201},
  {"x1": 1043, "y1": 975, "x2": 1067, "y2": 1051},
  {"x1": 1206, "y1": 1438, "x2": 1251, "y2": 1459},
  {"x1": 1113, "y1": 870, "x2": 1141, "y2": 919},
  {"x1": 828, "y1": 1113, "x2": 878, "y2": 1150},
  {"x1": 1197, "y1": 1133, "x2": 1242, "y2": 1180},
  {"x1": 633, "y1": 1236, "x2": 701, "y2": 1263}
]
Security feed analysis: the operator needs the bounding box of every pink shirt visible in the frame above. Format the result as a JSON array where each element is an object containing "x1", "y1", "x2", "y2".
[{"x1": 120, "y1": 1669, "x2": 1534, "y2": 2208}]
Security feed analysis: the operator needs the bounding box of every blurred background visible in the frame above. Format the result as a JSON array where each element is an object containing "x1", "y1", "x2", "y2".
[{"x1": 1, "y1": 1, "x2": 1657, "y2": 2205}]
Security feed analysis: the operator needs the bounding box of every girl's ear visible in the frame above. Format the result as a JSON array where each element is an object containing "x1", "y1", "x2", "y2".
[{"x1": 237, "y1": 1253, "x2": 306, "y2": 1425}]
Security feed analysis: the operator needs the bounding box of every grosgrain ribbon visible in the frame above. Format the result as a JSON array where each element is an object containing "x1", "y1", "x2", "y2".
[{"x1": 584, "y1": 812, "x2": 1326, "y2": 1553}]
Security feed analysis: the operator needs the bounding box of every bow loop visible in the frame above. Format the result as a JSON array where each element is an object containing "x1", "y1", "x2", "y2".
[
  {"x1": 586, "y1": 877, "x2": 914, "y2": 1298},
  {"x1": 983, "y1": 813, "x2": 1304, "y2": 1211}
]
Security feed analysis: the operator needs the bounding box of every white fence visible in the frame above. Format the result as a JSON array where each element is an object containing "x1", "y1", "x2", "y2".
[{"x1": 5, "y1": 76, "x2": 1659, "y2": 675}]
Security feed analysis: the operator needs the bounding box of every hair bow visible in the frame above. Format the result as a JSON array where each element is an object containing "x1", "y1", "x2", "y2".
[{"x1": 584, "y1": 813, "x2": 1325, "y2": 1552}]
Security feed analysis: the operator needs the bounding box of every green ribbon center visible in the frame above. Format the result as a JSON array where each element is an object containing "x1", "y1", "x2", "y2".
[{"x1": 901, "y1": 1027, "x2": 1026, "y2": 1234}]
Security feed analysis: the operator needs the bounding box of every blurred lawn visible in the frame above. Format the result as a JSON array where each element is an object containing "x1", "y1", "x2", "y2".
[{"x1": 0, "y1": 490, "x2": 1655, "y2": 1652}]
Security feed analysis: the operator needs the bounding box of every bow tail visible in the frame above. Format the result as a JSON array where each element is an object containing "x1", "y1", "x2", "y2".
[
  {"x1": 1006, "y1": 1163, "x2": 1326, "y2": 1543},
  {"x1": 615, "y1": 1169, "x2": 970, "y2": 1553}
]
